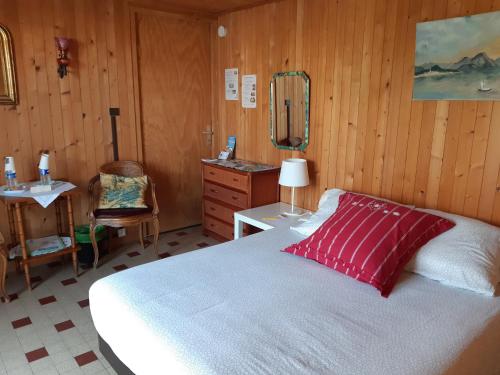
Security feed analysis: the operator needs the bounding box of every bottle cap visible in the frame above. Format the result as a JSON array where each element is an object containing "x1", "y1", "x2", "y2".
[
  {"x1": 4, "y1": 156, "x2": 15, "y2": 172},
  {"x1": 38, "y1": 153, "x2": 50, "y2": 170}
]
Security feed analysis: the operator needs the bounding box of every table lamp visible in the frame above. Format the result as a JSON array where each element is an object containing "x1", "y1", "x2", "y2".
[{"x1": 279, "y1": 158, "x2": 309, "y2": 216}]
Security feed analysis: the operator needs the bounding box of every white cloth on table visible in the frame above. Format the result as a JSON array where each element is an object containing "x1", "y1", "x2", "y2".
[{"x1": 0, "y1": 181, "x2": 76, "y2": 208}]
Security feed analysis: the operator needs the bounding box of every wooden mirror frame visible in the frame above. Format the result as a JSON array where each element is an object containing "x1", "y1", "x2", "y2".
[
  {"x1": 0, "y1": 24, "x2": 18, "y2": 105},
  {"x1": 269, "y1": 71, "x2": 310, "y2": 152}
]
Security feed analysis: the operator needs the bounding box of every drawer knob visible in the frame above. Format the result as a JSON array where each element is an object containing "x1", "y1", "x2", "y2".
[
  {"x1": 209, "y1": 207, "x2": 215, "y2": 211},
  {"x1": 232, "y1": 196, "x2": 238, "y2": 200},
  {"x1": 210, "y1": 189, "x2": 218, "y2": 193},
  {"x1": 209, "y1": 172, "x2": 215, "y2": 175}
]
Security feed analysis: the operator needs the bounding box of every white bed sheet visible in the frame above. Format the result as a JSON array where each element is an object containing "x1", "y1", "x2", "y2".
[{"x1": 90, "y1": 228, "x2": 500, "y2": 375}]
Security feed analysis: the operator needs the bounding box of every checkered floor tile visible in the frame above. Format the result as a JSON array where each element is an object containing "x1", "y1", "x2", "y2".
[{"x1": 0, "y1": 226, "x2": 218, "y2": 374}]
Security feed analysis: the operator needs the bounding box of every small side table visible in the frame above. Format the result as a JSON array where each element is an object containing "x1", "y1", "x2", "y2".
[
  {"x1": 234, "y1": 202, "x2": 312, "y2": 240},
  {"x1": 0, "y1": 189, "x2": 79, "y2": 292}
]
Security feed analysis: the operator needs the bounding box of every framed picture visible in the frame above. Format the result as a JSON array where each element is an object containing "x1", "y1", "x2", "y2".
[{"x1": 413, "y1": 10, "x2": 500, "y2": 100}]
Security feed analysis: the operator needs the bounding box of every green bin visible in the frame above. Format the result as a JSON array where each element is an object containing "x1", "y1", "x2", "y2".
[{"x1": 75, "y1": 225, "x2": 108, "y2": 267}]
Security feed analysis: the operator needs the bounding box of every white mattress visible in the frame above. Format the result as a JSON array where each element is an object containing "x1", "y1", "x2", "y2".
[{"x1": 89, "y1": 228, "x2": 500, "y2": 375}]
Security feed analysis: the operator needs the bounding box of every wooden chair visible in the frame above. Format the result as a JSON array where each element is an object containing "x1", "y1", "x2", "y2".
[
  {"x1": 88, "y1": 161, "x2": 160, "y2": 268},
  {"x1": 0, "y1": 231, "x2": 9, "y2": 302}
]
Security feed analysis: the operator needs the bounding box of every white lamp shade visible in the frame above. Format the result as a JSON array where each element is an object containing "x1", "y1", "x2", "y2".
[{"x1": 279, "y1": 158, "x2": 309, "y2": 187}]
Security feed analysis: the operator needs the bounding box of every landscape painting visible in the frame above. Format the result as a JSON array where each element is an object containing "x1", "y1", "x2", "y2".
[{"x1": 413, "y1": 10, "x2": 500, "y2": 100}]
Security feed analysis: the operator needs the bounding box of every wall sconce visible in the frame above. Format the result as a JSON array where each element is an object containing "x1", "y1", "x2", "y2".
[
  {"x1": 217, "y1": 25, "x2": 227, "y2": 38},
  {"x1": 54, "y1": 37, "x2": 70, "y2": 79}
]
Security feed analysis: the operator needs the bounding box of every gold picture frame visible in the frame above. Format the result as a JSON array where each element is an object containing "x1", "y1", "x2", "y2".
[{"x1": 0, "y1": 24, "x2": 18, "y2": 105}]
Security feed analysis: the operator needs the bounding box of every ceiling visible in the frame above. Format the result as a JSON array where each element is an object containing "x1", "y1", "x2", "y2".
[{"x1": 156, "y1": 0, "x2": 276, "y2": 15}]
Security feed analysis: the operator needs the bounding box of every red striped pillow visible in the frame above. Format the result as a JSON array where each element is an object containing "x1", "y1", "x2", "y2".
[{"x1": 282, "y1": 193, "x2": 455, "y2": 297}]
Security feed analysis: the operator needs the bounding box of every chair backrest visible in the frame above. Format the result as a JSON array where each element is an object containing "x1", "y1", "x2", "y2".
[{"x1": 99, "y1": 161, "x2": 144, "y2": 177}]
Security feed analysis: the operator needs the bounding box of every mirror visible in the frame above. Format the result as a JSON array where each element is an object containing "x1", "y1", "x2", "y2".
[
  {"x1": 0, "y1": 24, "x2": 17, "y2": 105},
  {"x1": 270, "y1": 71, "x2": 309, "y2": 151}
]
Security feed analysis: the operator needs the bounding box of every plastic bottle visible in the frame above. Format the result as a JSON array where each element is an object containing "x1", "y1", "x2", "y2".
[
  {"x1": 39, "y1": 168, "x2": 51, "y2": 185},
  {"x1": 4, "y1": 156, "x2": 18, "y2": 189},
  {"x1": 38, "y1": 153, "x2": 52, "y2": 185}
]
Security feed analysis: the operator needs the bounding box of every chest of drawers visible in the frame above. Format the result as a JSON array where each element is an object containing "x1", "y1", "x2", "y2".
[{"x1": 201, "y1": 161, "x2": 280, "y2": 241}]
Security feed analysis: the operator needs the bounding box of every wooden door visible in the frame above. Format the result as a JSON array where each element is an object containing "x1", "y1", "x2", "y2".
[{"x1": 135, "y1": 11, "x2": 212, "y2": 232}]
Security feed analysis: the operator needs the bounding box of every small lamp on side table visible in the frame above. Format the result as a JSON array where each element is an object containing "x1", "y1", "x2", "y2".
[{"x1": 279, "y1": 158, "x2": 309, "y2": 216}]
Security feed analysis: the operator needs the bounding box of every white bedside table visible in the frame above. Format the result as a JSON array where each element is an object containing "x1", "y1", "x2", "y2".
[{"x1": 233, "y1": 202, "x2": 312, "y2": 239}]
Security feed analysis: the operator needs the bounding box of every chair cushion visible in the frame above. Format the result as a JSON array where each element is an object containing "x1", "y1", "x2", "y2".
[
  {"x1": 98, "y1": 173, "x2": 148, "y2": 209},
  {"x1": 94, "y1": 206, "x2": 153, "y2": 219}
]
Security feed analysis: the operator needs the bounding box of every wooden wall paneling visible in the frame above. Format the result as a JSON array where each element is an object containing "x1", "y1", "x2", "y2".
[
  {"x1": 411, "y1": 0, "x2": 440, "y2": 207},
  {"x1": 370, "y1": 0, "x2": 399, "y2": 197},
  {"x1": 334, "y1": 0, "x2": 356, "y2": 191},
  {"x1": 2, "y1": 3, "x2": 30, "y2": 237},
  {"x1": 30, "y1": 2, "x2": 54, "y2": 168},
  {"x1": 215, "y1": 0, "x2": 500, "y2": 225},
  {"x1": 2, "y1": 0, "x2": 500, "y2": 241},
  {"x1": 450, "y1": 102, "x2": 478, "y2": 214},
  {"x1": 343, "y1": 0, "x2": 368, "y2": 193},
  {"x1": 425, "y1": 101, "x2": 448, "y2": 208},
  {"x1": 437, "y1": 101, "x2": 463, "y2": 212},
  {"x1": 0, "y1": 0, "x2": 145, "y2": 240},
  {"x1": 463, "y1": 102, "x2": 493, "y2": 216},
  {"x1": 412, "y1": 102, "x2": 437, "y2": 206},
  {"x1": 325, "y1": 0, "x2": 347, "y2": 191},
  {"x1": 63, "y1": 0, "x2": 91, "y2": 222},
  {"x1": 42, "y1": 1, "x2": 68, "y2": 180},
  {"x1": 380, "y1": 0, "x2": 410, "y2": 199},
  {"x1": 351, "y1": 0, "x2": 377, "y2": 193},
  {"x1": 308, "y1": 0, "x2": 332, "y2": 209},
  {"x1": 419, "y1": 1, "x2": 449, "y2": 209},
  {"x1": 210, "y1": 20, "x2": 218, "y2": 159},
  {"x1": 16, "y1": 1, "x2": 42, "y2": 177},
  {"x1": 94, "y1": 0, "x2": 114, "y2": 166},
  {"x1": 401, "y1": 100, "x2": 423, "y2": 203},
  {"x1": 295, "y1": 0, "x2": 319, "y2": 210},
  {"x1": 254, "y1": 4, "x2": 269, "y2": 164},
  {"x1": 74, "y1": 0, "x2": 98, "y2": 180},
  {"x1": 116, "y1": 0, "x2": 139, "y2": 161},
  {"x1": 315, "y1": 0, "x2": 336, "y2": 192},
  {"x1": 0, "y1": 3, "x2": 21, "y2": 240},
  {"x1": 477, "y1": 103, "x2": 500, "y2": 222},
  {"x1": 389, "y1": 0, "x2": 422, "y2": 203},
  {"x1": 359, "y1": 0, "x2": 388, "y2": 194}
]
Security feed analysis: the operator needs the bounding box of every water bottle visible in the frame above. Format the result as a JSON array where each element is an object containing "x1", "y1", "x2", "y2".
[
  {"x1": 39, "y1": 168, "x2": 51, "y2": 185},
  {"x1": 38, "y1": 153, "x2": 52, "y2": 185},
  {"x1": 4, "y1": 156, "x2": 18, "y2": 189},
  {"x1": 5, "y1": 169, "x2": 18, "y2": 188}
]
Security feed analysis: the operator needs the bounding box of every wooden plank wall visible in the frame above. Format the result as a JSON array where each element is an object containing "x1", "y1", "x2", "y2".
[
  {"x1": 214, "y1": 0, "x2": 500, "y2": 225},
  {"x1": 0, "y1": 0, "x2": 139, "y2": 240}
]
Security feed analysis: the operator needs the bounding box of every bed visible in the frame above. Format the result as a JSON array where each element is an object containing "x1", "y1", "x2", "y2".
[{"x1": 89, "y1": 227, "x2": 500, "y2": 375}]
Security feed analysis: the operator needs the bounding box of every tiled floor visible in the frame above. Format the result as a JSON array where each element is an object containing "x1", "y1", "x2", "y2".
[{"x1": 0, "y1": 226, "x2": 219, "y2": 375}]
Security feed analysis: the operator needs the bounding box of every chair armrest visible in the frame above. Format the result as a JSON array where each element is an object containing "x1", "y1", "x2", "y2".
[
  {"x1": 88, "y1": 175, "x2": 100, "y2": 220},
  {"x1": 147, "y1": 176, "x2": 159, "y2": 216}
]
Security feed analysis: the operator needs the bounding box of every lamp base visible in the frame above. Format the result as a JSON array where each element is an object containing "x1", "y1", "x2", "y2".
[{"x1": 282, "y1": 208, "x2": 308, "y2": 217}]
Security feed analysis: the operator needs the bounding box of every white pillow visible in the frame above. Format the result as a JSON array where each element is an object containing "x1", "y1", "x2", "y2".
[
  {"x1": 290, "y1": 188, "x2": 414, "y2": 237},
  {"x1": 290, "y1": 189, "x2": 346, "y2": 237},
  {"x1": 405, "y1": 208, "x2": 500, "y2": 296}
]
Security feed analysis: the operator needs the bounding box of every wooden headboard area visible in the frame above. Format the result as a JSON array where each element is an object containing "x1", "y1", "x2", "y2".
[{"x1": 213, "y1": 0, "x2": 500, "y2": 226}]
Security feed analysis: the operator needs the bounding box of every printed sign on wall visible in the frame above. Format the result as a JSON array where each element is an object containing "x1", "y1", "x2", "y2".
[{"x1": 225, "y1": 68, "x2": 239, "y2": 100}]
